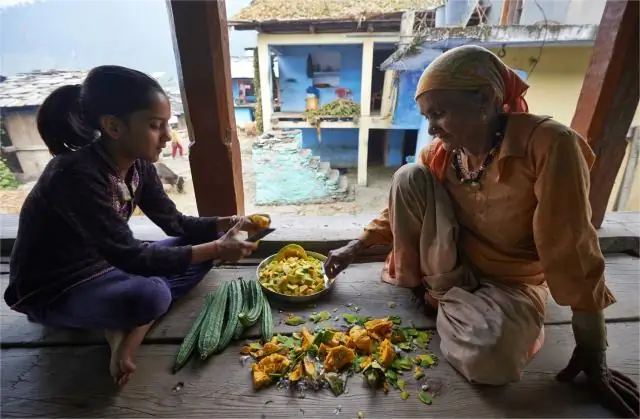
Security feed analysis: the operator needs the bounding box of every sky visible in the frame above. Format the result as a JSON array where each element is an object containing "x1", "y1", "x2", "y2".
[{"x1": 0, "y1": 0, "x2": 256, "y2": 76}]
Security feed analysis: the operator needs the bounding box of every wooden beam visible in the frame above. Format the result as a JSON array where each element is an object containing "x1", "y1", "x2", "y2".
[
  {"x1": 167, "y1": 0, "x2": 244, "y2": 216},
  {"x1": 570, "y1": 0, "x2": 639, "y2": 228}
]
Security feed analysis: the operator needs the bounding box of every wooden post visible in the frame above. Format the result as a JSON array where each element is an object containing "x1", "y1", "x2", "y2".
[
  {"x1": 570, "y1": 0, "x2": 639, "y2": 228},
  {"x1": 167, "y1": 0, "x2": 245, "y2": 216}
]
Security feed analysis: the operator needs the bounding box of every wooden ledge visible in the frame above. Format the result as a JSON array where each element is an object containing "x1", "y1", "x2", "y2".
[
  {"x1": 0, "y1": 212, "x2": 638, "y2": 258},
  {"x1": 2, "y1": 254, "x2": 638, "y2": 347}
]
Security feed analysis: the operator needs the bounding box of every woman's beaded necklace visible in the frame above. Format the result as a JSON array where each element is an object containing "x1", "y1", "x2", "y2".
[{"x1": 452, "y1": 115, "x2": 507, "y2": 190}]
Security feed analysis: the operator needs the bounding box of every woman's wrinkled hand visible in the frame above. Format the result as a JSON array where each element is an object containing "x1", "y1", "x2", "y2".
[
  {"x1": 324, "y1": 240, "x2": 364, "y2": 279},
  {"x1": 557, "y1": 346, "x2": 639, "y2": 418},
  {"x1": 214, "y1": 222, "x2": 257, "y2": 263}
]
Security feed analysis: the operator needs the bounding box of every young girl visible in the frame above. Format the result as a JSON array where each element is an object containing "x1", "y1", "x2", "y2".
[{"x1": 4, "y1": 65, "x2": 267, "y2": 387}]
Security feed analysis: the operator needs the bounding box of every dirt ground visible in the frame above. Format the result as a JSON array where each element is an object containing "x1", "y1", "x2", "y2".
[{"x1": 0, "y1": 131, "x2": 394, "y2": 217}]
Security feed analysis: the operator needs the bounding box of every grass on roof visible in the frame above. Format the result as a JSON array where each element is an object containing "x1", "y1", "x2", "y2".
[{"x1": 231, "y1": 0, "x2": 443, "y2": 23}]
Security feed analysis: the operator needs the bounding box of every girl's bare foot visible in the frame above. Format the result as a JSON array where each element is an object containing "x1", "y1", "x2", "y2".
[
  {"x1": 105, "y1": 322, "x2": 155, "y2": 387},
  {"x1": 105, "y1": 330, "x2": 135, "y2": 386}
]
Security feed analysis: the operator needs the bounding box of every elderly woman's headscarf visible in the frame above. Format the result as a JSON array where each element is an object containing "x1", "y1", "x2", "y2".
[{"x1": 416, "y1": 45, "x2": 530, "y2": 182}]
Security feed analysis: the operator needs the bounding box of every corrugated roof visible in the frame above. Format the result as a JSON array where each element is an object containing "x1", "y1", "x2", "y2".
[
  {"x1": 230, "y1": 56, "x2": 254, "y2": 79},
  {"x1": 231, "y1": 0, "x2": 442, "y2": 23},
  {"x1": 0, "y1": 69, "x2": 185, "y2": 115}
]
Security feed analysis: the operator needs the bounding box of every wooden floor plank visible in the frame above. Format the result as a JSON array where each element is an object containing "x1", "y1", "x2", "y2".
[
  {"x1": 2, "y1": 255, "x2": 638, "y2": 347},
  {"x1": 1, "y1": 323, "x2": 637, "y2": 418}
]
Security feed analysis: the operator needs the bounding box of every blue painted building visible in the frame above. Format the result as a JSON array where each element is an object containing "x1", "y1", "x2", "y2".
[
  {"x1": 230, "y1": 0, "x2": 602, "y2": 186},
  {"x1": 230, "y1": 56, "x2": 260, "y2": 127}
]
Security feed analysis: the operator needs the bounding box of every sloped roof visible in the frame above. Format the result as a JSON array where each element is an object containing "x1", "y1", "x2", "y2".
[
  {"x1": 0, "y1": 70, "x2": 86, "y2": 108},
  {"x1": 231, "y1": 0, "x2": 442, "y2": 23},
  {"x1": 0, "y1": 69, "x2": 184, "y2": 115},
  {"x1": 230, "y1": 56, "x2": 254, "y2": 79}
]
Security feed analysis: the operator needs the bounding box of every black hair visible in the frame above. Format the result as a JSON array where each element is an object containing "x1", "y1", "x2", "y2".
[{"x1": 36, "y1": 65, "x2": 166, "y2": 156}]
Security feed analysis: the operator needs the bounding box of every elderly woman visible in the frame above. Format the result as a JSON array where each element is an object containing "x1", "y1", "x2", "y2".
[{"x1": 324, "y1": 46, "x2": 638, "y2": 417}]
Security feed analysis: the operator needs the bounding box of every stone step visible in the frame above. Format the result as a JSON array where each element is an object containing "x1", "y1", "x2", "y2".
[
  {"x1": 317, "y1": 161, "x2": 332, "y2": 178},
  {"x1": 338, "y1": 174, "x2": 350, "y2": 194},
  {"x1": 327, "y1": 169, "x2": 341, "y2": 185}
]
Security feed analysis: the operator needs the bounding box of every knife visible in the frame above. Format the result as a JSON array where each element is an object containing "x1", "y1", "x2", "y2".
[{"x1": 213, "y1": 228, "x2": 276, "y2": 267}]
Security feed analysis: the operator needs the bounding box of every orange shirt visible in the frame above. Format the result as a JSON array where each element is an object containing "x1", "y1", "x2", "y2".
[{"x1": 359, "y1": 113, "x2": 615, "y2": 313}]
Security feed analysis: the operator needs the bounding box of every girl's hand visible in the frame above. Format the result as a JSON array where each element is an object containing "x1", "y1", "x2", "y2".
[
  {"x1": 240, "y1": 214, "x2": 272, "y2": 236},
  {"x1": 213, "y1": 222, "x2": 257, "y2": 263}
]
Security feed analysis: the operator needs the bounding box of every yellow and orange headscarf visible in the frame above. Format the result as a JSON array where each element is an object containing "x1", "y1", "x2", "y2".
[{"x1": 415, "y1": 45, "x2": 530, "y2": 182}]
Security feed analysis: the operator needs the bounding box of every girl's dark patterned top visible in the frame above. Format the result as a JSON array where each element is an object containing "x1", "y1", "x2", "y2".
[{"x1": 4, "y1": 140, "x2": 218, "y2": 310}]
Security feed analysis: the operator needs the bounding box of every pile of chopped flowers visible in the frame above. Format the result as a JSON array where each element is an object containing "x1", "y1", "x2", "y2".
[{"x1": 239, "y1": 316, "x2": 438, "y2": 402}]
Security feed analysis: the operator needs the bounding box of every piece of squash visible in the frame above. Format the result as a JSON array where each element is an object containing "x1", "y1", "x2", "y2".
[{"x1": 274, "y1": 244, "x2": 308, "y2": 261}]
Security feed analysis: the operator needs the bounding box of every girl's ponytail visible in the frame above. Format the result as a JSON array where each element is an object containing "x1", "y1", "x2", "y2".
[{"x1": 36, "y1": 84, "x2": 95, "y2": 156}]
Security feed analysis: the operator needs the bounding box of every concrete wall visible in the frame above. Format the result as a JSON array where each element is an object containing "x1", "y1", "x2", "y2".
[
  {"x1": 386, "y1": 129, "x2": 405, "y2": 167},
  {"x1": 235, "y1": 107, "x2": 254, "y2": 127},
  {"x1": 274, "y1": 44, "x2": 363, "y2": 113},
  {"x1": 495, "y1": 46, "x2": 640, "y2": 127},
  {"x1": 392, "y1": 70, "x2": 424, "y2": 130},
  {"x1": 519, "y1": 0, "x2": 606, "y2": 25},
  {"x1": 2, "y1": 107, "x2": 52, "y2": 180},
  {"x1": 300, "y1": 128, "x2": 359, "y2": 168}
]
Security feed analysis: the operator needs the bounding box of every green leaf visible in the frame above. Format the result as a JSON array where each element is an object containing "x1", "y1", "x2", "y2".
[
  {"x1": 284, "y1": 315, "x2": 306, "y2": 326},
  {"x1": 401, "y1": 391, "x2": 410, "y2": 400},
  {"x1": 309, "y1": 311, "x2": 331, "y2": 323},
  {"x1": 398, "y1": 342, "x2": 413, "y2": 351},
  {"x1": 388, "y1": 315, "x2": 402, "y2": 325},
  {"x1": 324, "y1": 372, "x2": 346, "y2": 396},
  {"x1": 385, "y1": 370, "x2": 398, "y2": 381},
  {"x1": 415, "y1": 354, "x2": 437, "y2": 368},
  {"x1": 414, "y1": 331, "x2": 431, "y2": 348},
  {"x1": 402, "y1": 327, "x2": 419, "y2": 337},
  {"x1": 343, "y1": 314, "x2": 371, "y2": 325},
  {"x1": 419, "y1": 391, "x2": 433, "y2": 405},
  {"x1": 397, "y1": 379, "x2": 406, "y2": 390},
  {"x1": 391, "y1": 357, "x2": 413, "y2": 371},
  {"x1": 390, "y1": 329, "x2": 406, "y2": 344}
]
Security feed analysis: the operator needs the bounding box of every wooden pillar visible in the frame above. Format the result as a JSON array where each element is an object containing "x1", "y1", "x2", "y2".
[
  {"x1": 570, "y1": 0, "x2": 639, "y2": 228},
  {"x1": 167, "y1": 0, "x2": 245, "y2": 216}
]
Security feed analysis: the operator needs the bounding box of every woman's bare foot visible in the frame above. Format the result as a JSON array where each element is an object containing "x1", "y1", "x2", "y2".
[{"x1": 105, "y1": 323, "x2": 153, "y2": 387}]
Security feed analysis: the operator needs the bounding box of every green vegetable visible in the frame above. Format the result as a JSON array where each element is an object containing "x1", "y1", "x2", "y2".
[
  {"x1": 303, "y1": 99, "x2": 360, "y2": 126},
  {"x1": 388, "y1": 315, "x2": 402, "y2": 325},
  {"x1": 218, "y1": 280, "x2": 244, "y2": 350},
  {"x1": 260, "y1": 297, "x2": 274, "y2": 341},
  {"x1": 233, "y1": 281, "x2": 248, "y2": 339},
  {"x1": 401, "y1": 391, "x2": 410, "y2": 400},
  {"x1": 173, "y1": 293, "x2": 213, "y2": 372},
  {"x1": 198, "y1": 282, "x2": 230, "y2": 359},
  {"x1": 239, "y1": 280, "x2": 264, "y2": 326}
]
